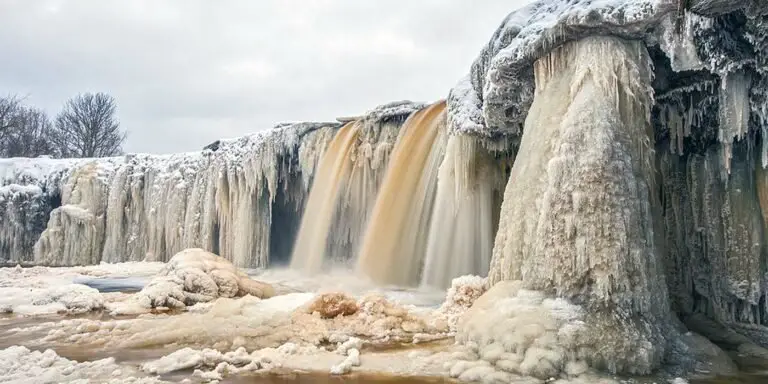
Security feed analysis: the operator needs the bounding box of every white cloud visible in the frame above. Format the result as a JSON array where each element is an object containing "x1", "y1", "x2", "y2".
[{"x1": 0, "y1": 0, "x2": 534, "y2": 153}]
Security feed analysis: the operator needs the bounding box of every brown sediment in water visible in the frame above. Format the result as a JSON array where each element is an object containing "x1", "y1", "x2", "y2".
[
  {"x1": 692, "y1": 375, "x2": 768, "y2": 384},
  {"x1": 222, "y1": 371, "x2": 456, "y2": 384},
  {"x1": 359, "y1": 337, "x2": 453, "y2": 354}
]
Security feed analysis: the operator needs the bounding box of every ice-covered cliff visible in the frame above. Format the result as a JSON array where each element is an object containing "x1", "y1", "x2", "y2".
[
  {"x1": 0, "y1": 101, "x2": 426, "y2": 268},
  {"x1": 460, "y1": 0, "x2": 768, "y2": 377}
]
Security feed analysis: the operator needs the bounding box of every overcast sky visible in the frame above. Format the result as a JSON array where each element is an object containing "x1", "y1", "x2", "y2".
[{"x1": 0, "y1": 0, "x2": 533, "y2": 154}]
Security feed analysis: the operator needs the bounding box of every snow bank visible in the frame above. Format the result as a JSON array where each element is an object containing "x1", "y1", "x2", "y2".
[
  {"x1": 22, "y1": 293, "x2": 314, "y2": 352},
  {"x1": 0, "y1": 261, "x2": 164, "y2": 315},
  {"x1": 13, "y1": 280, "x2": 451, "y2": 362},
  {"x1": 0, "y1": 284, "x2": 102, "y2": 315},
  {"x1": 0, "y1": 345, "x2": 167, "y2": 384}
]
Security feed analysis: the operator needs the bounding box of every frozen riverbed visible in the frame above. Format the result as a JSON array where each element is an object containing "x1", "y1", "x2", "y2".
[{"x1": 0, "y1": 262, "x2": 767, "y2": 384}]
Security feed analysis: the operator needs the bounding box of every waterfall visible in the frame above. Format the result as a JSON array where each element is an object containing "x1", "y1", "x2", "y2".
[
  {"x1": 290, "y1": 121, "x2": 362, "y2": 273},
  {"x1": 420, "y1": 135, "x2": 508, "y2": 289},
  {"x1": 290, "y1": 102, "x2": 419, "y2": 273},
  {"x1": 355, "y1": 101, "x2": 447, "y2": 286}
]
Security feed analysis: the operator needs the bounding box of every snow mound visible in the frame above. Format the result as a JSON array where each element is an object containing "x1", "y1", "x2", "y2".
[
  {"x1": 30, "y1": 284, "x2": 105, "y2": 314},
  {"x1": 449, "y1": 281, "x2": 590, "y2": 381},
  {"x1": 445, "y1": 280, "x2": 667, "y2": 382},
  {"x1": 115, "y1": 249, "x2": 274, "y2": 313},
  {"x1": 330, "y1": 348, "x2": 360, "y2": 375},
  {"x1": 0, "y1": 345, "x2": 167, "y2": 384},
  {"x1": 437, "y1": 275, "x2": 487, "y2": 331},
  {"x1": 0, "y1": 283, "x2": 104, "y2": 315}
]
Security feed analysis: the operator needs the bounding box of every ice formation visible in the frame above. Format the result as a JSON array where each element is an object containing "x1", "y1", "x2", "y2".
[
  {"x1": 114, "y1": 248, "x2": 274, "y2": 313},
  {"x1": 0, "y1": 261, "x2": 162, "y2": 315},
  {"x1": 0, "y1": 345, "x2": 167, "y2": 384},
  {"x1": 1, "y1": 122, "x2": 340, "y2": 267}
]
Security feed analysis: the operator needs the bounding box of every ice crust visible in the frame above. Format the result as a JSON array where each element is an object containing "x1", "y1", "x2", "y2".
[
  {"x1": 0, "y1": 262, "x2": 163, "y2": 315},
  {"x1": 0, "y1": 345, "x2": 168, "y2": 384}
]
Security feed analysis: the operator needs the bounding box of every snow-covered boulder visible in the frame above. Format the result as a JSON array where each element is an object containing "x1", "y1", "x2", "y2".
[{"x1": 132, "y1": 248, "x2": 275, "y2": 310}]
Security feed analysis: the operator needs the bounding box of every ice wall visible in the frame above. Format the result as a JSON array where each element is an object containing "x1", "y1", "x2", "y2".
[
  {"x1": 0, "y1": 123, "x2": 329, "y2": 267},
  {"x1": 36, "y1": 161, "x2": 120, "y2": 266},
  {"x1": 95, "y1": 123, "x2": 340, "y2": 268},
  {"x1": 0, "y1": 158, "x2": 89, "y2": 265},
  {"x1": 488, "y1": 35, "x2": 672, "y2": 373},
  {"x1": 659, "y1": 145, "x2": 766, "y2": 326},
  {"x1": 0, "y1": 101, "x2": 429, "y2": 268}
]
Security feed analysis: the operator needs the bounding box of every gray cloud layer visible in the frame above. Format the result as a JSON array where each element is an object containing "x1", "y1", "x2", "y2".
[{"x1": 0, "y1": 0, "x2": 532, "y2": 153}]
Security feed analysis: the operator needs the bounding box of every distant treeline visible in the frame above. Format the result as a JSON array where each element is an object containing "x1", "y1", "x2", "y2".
[{"x1": 0, "y1": 92, "x2": 126, "y2": 158}]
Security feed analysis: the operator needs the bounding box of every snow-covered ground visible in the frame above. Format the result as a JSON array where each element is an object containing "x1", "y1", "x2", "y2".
[
  {"x1": 0, "y1": 262, "x2": 163, "y2": 316},
  {"x1": 0, "y1": 256, "x2": 478, "y2": 383},
  {"x1": 0, "y1": 259, "x2": 760, "y2": 384}
]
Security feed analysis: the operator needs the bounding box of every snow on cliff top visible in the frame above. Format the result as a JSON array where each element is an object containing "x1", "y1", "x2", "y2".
[
  {"x1": 0, "y1": 99, "x2": 424, "y2": 190},
  {"x1": 447, "y1": 0, "x2": 756, "y2": 137}
]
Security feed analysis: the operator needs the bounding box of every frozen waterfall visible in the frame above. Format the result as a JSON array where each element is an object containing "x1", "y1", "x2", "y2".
[{"x1": 1, "y1": 0, "x2": 768, "y2": 379}]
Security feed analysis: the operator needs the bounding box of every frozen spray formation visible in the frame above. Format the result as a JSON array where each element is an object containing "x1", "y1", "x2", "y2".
[
  {"x1": 2, "y1": 0, "x2": 768, "y2": 379},
  {"x1": 1, "y1": 122, "x2": 339, "y2": 267}
]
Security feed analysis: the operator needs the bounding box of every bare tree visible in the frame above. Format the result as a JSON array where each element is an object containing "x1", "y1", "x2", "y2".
[
  {"x1": 0, "y1": 95, "x2": 23, "y2": 143},
  {"x1": 1, "y1": 107, "x2": 56, "y2": 158},
  {"x1": 52, "y1": 92, "x2": 126, "y2": 158}
]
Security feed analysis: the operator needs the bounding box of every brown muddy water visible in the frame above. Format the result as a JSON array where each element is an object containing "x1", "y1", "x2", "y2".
[{"x1": 1, "y1": 313, "x2": 767, "y2": 384}]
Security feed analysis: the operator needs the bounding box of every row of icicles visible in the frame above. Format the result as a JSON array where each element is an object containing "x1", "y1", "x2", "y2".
[{"x1": 290, "y1": 100, "x2": 509, "y2": 288}]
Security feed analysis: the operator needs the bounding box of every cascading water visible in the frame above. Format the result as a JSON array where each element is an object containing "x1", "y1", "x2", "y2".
[
  {"x1": 290, "y1": 121, "x2": 362, "y2": 273},
  {"x1": 355, "y1": 101, "x2": 447, "y2": 286},
  {"x1": 420, "y1": 135, "x2": 508, "y2": 289},
  {"x1": 289, "y1": 103, "x2": 416, "y2": 273}
]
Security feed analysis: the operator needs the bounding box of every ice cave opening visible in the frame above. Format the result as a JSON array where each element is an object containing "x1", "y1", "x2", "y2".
[{"x1": 1, "y1": 0, "x2": 768, "y2": 383}]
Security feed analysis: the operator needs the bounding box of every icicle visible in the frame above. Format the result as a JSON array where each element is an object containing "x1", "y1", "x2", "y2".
[
  {"x1": 718, "y1": 71, "x2": 752, "y2": 176},
  {"x1": 659, "y1": 12, "x2": 708, "y2": 72}
]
